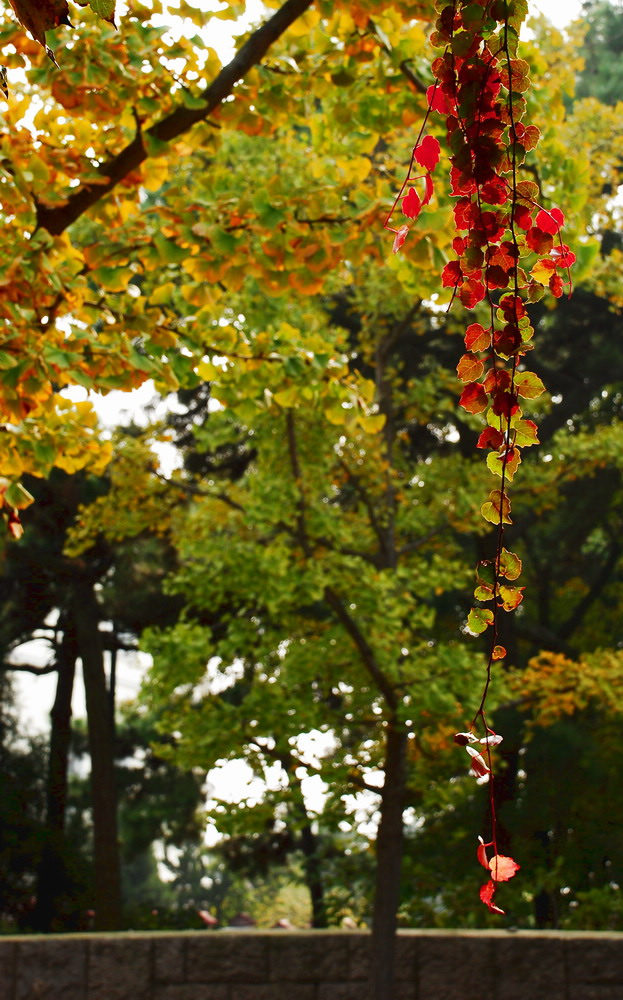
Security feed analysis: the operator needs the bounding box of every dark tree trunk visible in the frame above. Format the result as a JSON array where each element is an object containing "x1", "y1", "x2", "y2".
[
  {"x1": 299, "y1": 818, "x2": 327, "y2": 928},
  {"x1": 71, "y1": 585, "x2": 122, "y2": 930},
  {"x1": 369, "y1": 722, "x2": 408, "y2": 1000},
  {"x1": 33, "y1": 619, "x2": 78, "y2": 931}
]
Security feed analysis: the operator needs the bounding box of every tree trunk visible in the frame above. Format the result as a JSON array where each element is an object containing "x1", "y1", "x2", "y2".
[
  {"x1": 299, "y1": 818, "x2": 327, "y2": 928},
  {"x1": 369, "y1": 722, "x2": 408, "y2": 1000},
  {"x1": 33, "y1": 619, "x2": 78, "y2": 931},
  {"x1": 71, "y1": 584, "x2": 123, "y2": 930}
]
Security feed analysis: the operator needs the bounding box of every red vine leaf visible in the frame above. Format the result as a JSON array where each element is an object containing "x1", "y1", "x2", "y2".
[
  {"x1": 392, "y1": 225, "x2": 409, "y2": 254},
  {"x1": 489, "y1": 855, "x2": 521, "y2": 882},
  {"x1": 466, "y1": 745, "x2": 491, "y2": 779},
  {"x1": 414, "y1": 135, "x2": 441, "y2": 171},
  {"x1": 459, "y1": 382, "x2": 488, "y2": 414},
  {"x1": 402, "y1": 188, "x2": 422, "y2": 220},
  {"x1": 466, "y1": 606, "x2": 494, "y2": 636},
  {"x1": 457, "y1": 353, "x2": 485, "y2": 383},
  {"x1": 535, "y1": 207, "x2": 564, "y2": 234},
  {"x1": 515, "y1": 370, "x2": 545, "y2": 399},
  {"x1": 464, "y1": 322, "x2": 491, "y2": 352},
  {"x1": 481, "y1": 489, "x2": 512, "y2": 525},
  {"x1": 498, "y1": 547, "x2": 522, "y2": 580},
  {"x1": 480, "y1": 880, "x2": 505, "y2": 914}
]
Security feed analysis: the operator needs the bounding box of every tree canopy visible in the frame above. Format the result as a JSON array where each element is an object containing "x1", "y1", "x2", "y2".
[{"x1": 1, "y1": 1, "x2": 623, "y2": 996}]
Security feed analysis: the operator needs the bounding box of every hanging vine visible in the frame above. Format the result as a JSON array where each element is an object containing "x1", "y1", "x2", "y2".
[{"x1": 386, "y1": 0, "x2": 574, "y2": 914}]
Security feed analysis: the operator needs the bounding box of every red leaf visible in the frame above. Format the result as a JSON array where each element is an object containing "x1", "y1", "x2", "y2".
[
  {"x1": 423, "y1": 172, "x2": 434, "y2": 205},
  {"x1": 480, "y1": 879, "x2": 505, "y2": 914},
  {"x1": 459, "y1": 382, "x2": 488, "y2": 414},
  {"x1": 526, "y1": 227, "x2": 554, "y2": 254},
  {"x1": 427, "y1": 83, "x2": 453, "y2": 114},
  {"x1": 535, "y1": 207, "x2": 564, "y2": 235},
  {"x1": 477, "y1": 426, "x2": 505, "y2": 450},
  {"x1": 442, "y1": 259, "x2": 462, "y2": 287},
  {"x1": 491, "y1": 390, "x2": 518, "y2": 418},
  {"x1": 454, "y1": 731, "x2": 477, "y2": 746},
  {"x1": 457, "y1": 352, "x2": 484, "y2": 383},
  {"x1": 392, "y1": 225, "x2": 409, "y2": 254},
  {"x1": 466, "y1": 746, "x2": 490, "y2": 778},
  {"x1": 464, "y1": 322, "x2": 491, "y2": 352},
  {"x1": 513, "y1": 204, "x2": 532, "y2": 230},
  {"x1": 459, "y1": 278, "x2": 486, "y2": 308},
  {"x1": 492, "y1": 645, "x2": 506, "y2": 660},
  {"x1": 402, "y1": 187, "x2": 421, "y2": 219},
  {"x1": 477, "y1": 837, "x2": 491, "y2": 870},
  {"x1": 489, "y1": 854, "x2": 521, "y2": 882},
  {"x1": 415, "y1": 135, "x2": 441, "y2": 171}
]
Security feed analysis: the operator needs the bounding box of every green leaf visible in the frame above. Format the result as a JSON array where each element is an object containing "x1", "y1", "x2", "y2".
[
  {"x1": 5, "y1": 481, "x2": 34, "y2": 509},
  {"x1": 467, "y1": 607, "x2": 494, "y2": 636},
  {"x1": 498, "y1": 548, "x2": 522, "y2": 581},
  {"x1": 515, "y1": 370, "x2": 546, "y2": 399},
  {"x1": 89, "y1": 0, "x2": 116, "y2": 21}
]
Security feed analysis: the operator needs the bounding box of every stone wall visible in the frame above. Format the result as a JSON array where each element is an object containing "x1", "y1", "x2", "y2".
[{"x1": 0, "y1": 929, "x2": 621, "y2": 1000}]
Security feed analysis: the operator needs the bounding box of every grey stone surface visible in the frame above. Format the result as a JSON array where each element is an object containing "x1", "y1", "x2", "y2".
[
  {"x1": 565, "y1": 937, "x2": 623, "y2": 985},
  {"x1": 231, "y1": 984, "x2": 316, "y2": 1000},
  {"x1": 494, "y1": 936, "x2": 566, "y2": 1000},
  {"x1": 418, "y1": 934, "x2": 495, "y2": 999},
  {"x1": 16, "y1": 939, "x2": 87, "y2": 1000},
  {"x1": 186, "y1": 934, "x2": 269, "y2": 983},
  {"x1": 0, "y1": 940, "x2": 16, "y2": 1000},
  {"x1": 154, "y1": 936, "x2": 186, "y2": 984},
  {"x1": 2, "y1": 928, "x2": 623, "y2": 1000},
  {"x1": 268, "y1": 933, "x2": 350, "y2": 982},
  {"x1": 87, "y1": 937, "x2": 151, "y2": 1000},
  {"x1": 154, "y1": 985, "x2": 228, "y2": 1000}
]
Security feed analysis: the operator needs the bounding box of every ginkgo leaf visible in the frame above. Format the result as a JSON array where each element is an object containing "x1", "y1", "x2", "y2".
[{"x1": 89, "y1": 0, "x2": 116, "y2": 23}]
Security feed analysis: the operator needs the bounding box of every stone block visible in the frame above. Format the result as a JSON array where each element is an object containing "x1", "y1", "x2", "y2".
[
  {"x1": 17, "y1": 939, "x2": 87, "y2": 1000},
  {"x1": 154, "y1": 985, "x2": 228, "y2": 1000},
  {"x1": 493, "y1": 936, "x2": 565, "y2": 1000},
  {"x1": 0, "y1": 940, "x2": 16, "y2": 998},
  {"x1": 186, "y1": 934, "x2": 269, "y2": 984},
  {"x1": 268, "y1": 933, "x2": 350, "y2": 982},
  {"x1": 566, "y1": 937, "x2": 623, "y2": 986},
  {"x1": 418, "y1": 934, "x2": 495, "y2": 999},
  {"x1": 348, "y1": 934, "x2": 417, "y2": 985},
  {"x1": 154, "y1": 936, "x2": 186, "y2": 984},
  {"x1": 317, "y1": 980, "x2": 415, "y2": 1000},
  {"x1": 231, "y1": 984, "x2": 315, "y2": 1000},
  {"x1": 87, "y1": 938, "x2": 151, "y2": 1000}
]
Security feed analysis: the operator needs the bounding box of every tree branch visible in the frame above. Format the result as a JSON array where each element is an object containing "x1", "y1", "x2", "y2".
[{"x1": 35, "y1": 0, "x2": 314, "y2": 235}]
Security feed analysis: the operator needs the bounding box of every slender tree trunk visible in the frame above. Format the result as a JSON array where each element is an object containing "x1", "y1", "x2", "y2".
[
  {"x1": 299, "y1": 818, "x2": 327, "y2": 927},
  {"x1": 369, "y1": 722, "x2": 408, "y2": 1000},
  {"x1": 33, "y1": 620, "x2": 78, "y2": 931},
  {"x1": 71, "y1": 584, "x2": 123, "y2": 930}
]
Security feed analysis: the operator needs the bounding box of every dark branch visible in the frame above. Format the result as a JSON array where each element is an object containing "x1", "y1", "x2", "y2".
[{"x1": 35, "y1": 0, "x2": 314, "y2": 235}]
